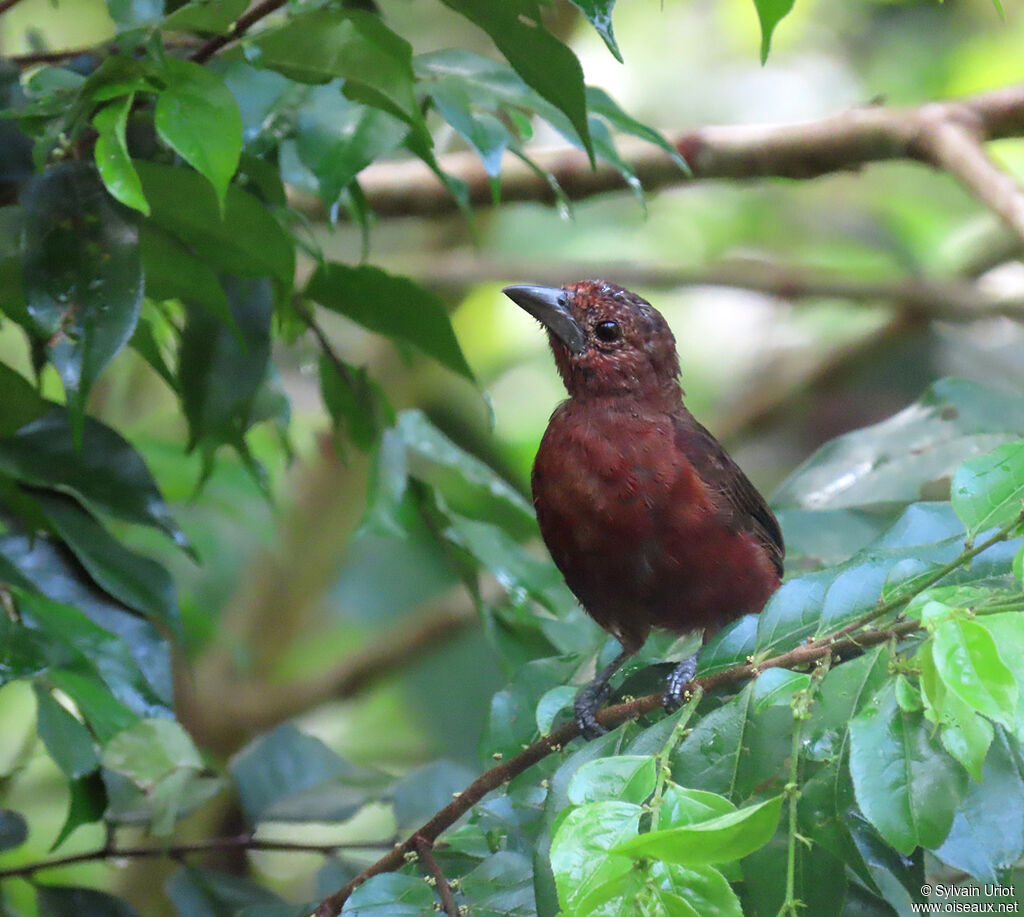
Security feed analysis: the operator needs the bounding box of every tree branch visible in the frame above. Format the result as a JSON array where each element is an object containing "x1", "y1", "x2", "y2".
[
  {"x1": 0, "y1": 834, "x2": 397, "y2": 881},
  {"x1": 284, "y1": 84, "x2": 1024, "y2": 219},
  {"x1": 915, "y1": 112, "x2": 1024, "y2": 249},
  {"x1": 413, "y1": 836, "x2": 458, "y2": 917},
  {"x1": 313, "y1": 517, "x2": 1022, "y2": 916},
  {"x1": 394, "y1": 254, "x2": 1024, "y2": 322},
  {"x1": 190, "y1": 0, "x2": 287, "y2": 64}
]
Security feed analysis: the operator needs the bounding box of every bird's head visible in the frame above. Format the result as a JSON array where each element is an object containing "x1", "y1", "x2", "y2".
[{"x1": 503, "y1": 280, "x2": 681, "y2": 400}]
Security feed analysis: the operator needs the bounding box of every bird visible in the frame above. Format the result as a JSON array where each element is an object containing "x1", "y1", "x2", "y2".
[{"x1": 503, "y1": 280, "x2": 784, "y2": 738}]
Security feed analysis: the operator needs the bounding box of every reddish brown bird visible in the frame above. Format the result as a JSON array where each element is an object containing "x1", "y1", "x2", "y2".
[{"x1": 504, "y1": 280, "x2": 784, "y2": 738}]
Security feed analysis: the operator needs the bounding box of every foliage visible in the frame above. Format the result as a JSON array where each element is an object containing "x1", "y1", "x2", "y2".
[{"x1": 0, "y1": 1, "x2": 1023, "y2": 917}]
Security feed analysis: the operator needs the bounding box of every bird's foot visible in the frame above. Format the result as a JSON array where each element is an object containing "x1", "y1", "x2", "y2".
[
  {"x1": 574, "y1": 683, "x2": 610, "y2": 740},
  {"x1": 662, "y1": 653, "x2": 698, "y2": 712}
]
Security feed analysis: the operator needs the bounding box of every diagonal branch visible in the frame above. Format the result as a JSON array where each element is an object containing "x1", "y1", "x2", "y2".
[
  {"x1": 190, "y1": 0, "x2": 287, "y2": 64},
  {"x1": 914, "y1": 112, "x2": 1024, "y2": 249},
  {"x1": 312, "y1": 515, "x2": 1022, "y2": 916}
]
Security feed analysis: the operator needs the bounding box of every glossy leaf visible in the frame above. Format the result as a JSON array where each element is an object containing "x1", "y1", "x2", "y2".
[
  {"x1": 20, "y1": 162, "x2": 143, "y2": 432},
  {"x1": 162, "y1": 0, "x2": 248, "y2": 33},
  {"x1": 459, "y1": 851, "x2": 536, "y2": 917},
  {"x1": 752, "y1": 667, "x2": 810, "y2": 711},
  {"x1": 137, "y1": 161, "x2": 294, "y2": 282},
  {"x1": 613, "y1": 794, "x2": 783, "y2": 865},
  {"x1": 550, "y1": 801, "x2": 641, "y2": 912},
  {"x1": 250, "y1": 8, "x2": 422, "y2": 127},
  {"x1": 0, "y1": 362, "x2": 46, "y2": 436},
  {"x1": 319, "y1": 355, "x2": 387, "y2": 452},
  {"x1": 338, "y1": 872, "x2": 436, "y2": 915},
  {"x1": 179, "y1": 276, "x2": 272, "y2": 447},
  {"x1": 934, "y1": 729, "x2": 1024, "y2": 883},
  {"x1": 306, "y1": 263, "x2": 474, "y2": 382},
  {"x1": 2, "y1": 538, "x2": 173, "y2": 712},
  {"x1": 35, "y1": 492, "x2": 181, "y2": 637},
  {"x1": 753, "y1": 0, "x2": 795, "y2": 63},
  {"x1": 295, "y1": 85, "x2": 407, "y2": 205},
  {"x1": 34, "y1": 684, "x2": 100, "y2": 779},
  {"x1": 774, "y1": 379, "x2": 1024, "y2": 511},
  {"x1": 932, "y1": 616, "x2": 1017, "y2": 727},
  {"x1": 0, "y1": 406, "x2": 190, "y2": 552},
  {"x1": 570, "y1": 0, "x2": 621, "y2": 61},
  {"x1": 155, "y1": 58, "x2": 242, "y2": 207},
  {"x1": 439, "y1": 0, "x2": 592, "y2": 158},
  {"x1": 567, "y1": 755, "x2": 657, "y2": 806},
  {"x1": 849, "y1": 680, "x2": 967, "y2": 854},
  {"x1": 92, "y1": 94, "x2": 149, "y2": 215},
  {"x1": 951, "y1": 439, "x2": 1024, "y2": 538}
]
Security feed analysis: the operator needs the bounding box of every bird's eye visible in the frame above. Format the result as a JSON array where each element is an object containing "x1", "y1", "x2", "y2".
[{"x1": 594, "y1": 321, "x2": 621, "y2": 343}]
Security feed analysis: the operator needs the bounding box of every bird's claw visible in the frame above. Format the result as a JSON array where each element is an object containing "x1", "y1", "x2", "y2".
[
  {"x1": 662, "y1": 653, "x2": 698, "y2": 712},
  {"x1": 574, "y1": 685, "x2": 610, "y2": 740}
]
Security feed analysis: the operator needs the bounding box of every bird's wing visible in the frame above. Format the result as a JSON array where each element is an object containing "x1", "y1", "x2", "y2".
[{"x1": 673, "y1": 415, "x2": 785, "y2": 578}]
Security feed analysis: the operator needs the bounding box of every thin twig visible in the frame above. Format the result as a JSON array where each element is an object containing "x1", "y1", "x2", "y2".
[
  {"x1": 312, "y1": 519, "x2": 1022, "y2": 916},
  {"x1": 413, "y1": 836, "x2": 458, "y2": 917},
  {"x1": 295, "y1": 301, "x2": 357, "y2": 389},
  {"x1": 190, "y1": 0, "x2": 288, "y2": 64},
  {"x1": 6, "y1": 39, "x2": 200, "y2": 67},
  {"x1": 0, "y1": 835, "x2": 398, "y2": 881}
]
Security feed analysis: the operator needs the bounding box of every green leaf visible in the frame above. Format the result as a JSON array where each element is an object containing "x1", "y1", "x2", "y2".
[
  {"x1": 774, "y1": 379, "x2": 1024, "y2": 511},
  {"x1": 52, "y1": 771, "x2": 107, "y2": 850},
  {"x1": 137, "y1": 161, "x2": 294, "y2": 283},
  {"x1": 295, "y1": 85, "x2": 407, "y2": 205},
  {"x1": 613, "y1": 795, "x2": 783, "y2": 864},
  {"x1": 92, "y1": 94, "x2": 149, "y2": 215},
  {"x1": 0, "y1": 809, "x2": 28, "y2": 851},
  {"x1": 0, "y1": 363, "x2": 47, "y2": 436},
  {"x1": 102, "y1": 718, "x2": 202, "y2": 786},
  {"x1": 849, "y1": 680, "x2": 967, "y2": 854},
  {"x1": 585, "y1": 87, "x2": 689, "y2": 173},
  {"x1": 179, "y1": 276, "x2": 272, "y2": 448},
  {"x1": 951, "y1": 439, "x2": 1024, "y2": 538},
  {"x1": 671, "y1": 684, "x2": 793, "y2": 800},
  {"x1": 550, "y1": 800, "x2": 641, "y2": 912},
  {"x1": 934, "y1": 729, "x2": 1024, "y2": 883},
  {"x1": 306, "y1": 263, "x2": 474, "y2": 382},
  {"x1": 36, "y1": 885, "x2": 140, "y2": 917},
  {"x1": 753, "y1": 667, "x2": 811, "y2": 711},
  {"x1": 319, "y1": 355, "x2": 388, "y2": 452},
  {"x1": 753, "y1": 0, "x2": 795, "y2": 63},
  {"x1": 0, "y1": 406, "x2": 191, "y2": 552},
  {"x1": 250, "y1": 8, "x2": 422, "y2": 128},
  {"x1": 932, "y1": 616, "x2": 1018, "y2": 727},
  {"x1": 3, "y1": 543, "x2": 173, "y2": 713},
  {"x1": 230, "y1": 724, "x2": 385, "y2": 823},
  {"x1": 439, "y1": 0, "x2": 592, "y2": 159},
  {"x1": 34, "y1": 492, "x2": 181, "y2": 637},
  {"x1": 570, "y1": 0, "x2": 621, "y2": 61},
  {"x1": 659, "y1": 785, "x2": 737, "y2": 828},
  {"x1": 34, "y1": 684, "x2": 100, "y2": 779},
  {"x1": 650, "y1": 862, "x2": 743, "y2": 917},
  {"x1": 48, "y1": 669, "x2": 138, "y2": 745},
  {"x1": 162, "y1": 0, "x2": 248, "y2": 33},
  {"x1": 165, "y1": 866, "x2": 288, "y2": 917},
  {"x1": 459, "y1": 851, "x2": 536, "y2": 917},
  {"x1": 155, "y1": 58, "x2": 242, "y2": 208},
  {"x1": 21, "y1": 162, "x2": 143, "y2": 433},
  {"x1": 567, "y1": 755, "x2": 657, "y2": 806},
  {"x1": 337, "y1": 872, "x2": 436, "y2": 915}
]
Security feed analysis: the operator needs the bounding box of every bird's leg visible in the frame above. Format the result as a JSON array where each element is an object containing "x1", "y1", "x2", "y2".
[
  {"x1": 574, "y1": 646, "x2": 635, "y2": 740},
  {"x1": 662, "y1": 653, "x2": 698, "y2": 712}
]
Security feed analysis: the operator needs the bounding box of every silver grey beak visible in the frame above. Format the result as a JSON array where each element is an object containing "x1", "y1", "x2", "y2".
[{"x1": 503, "y1": 284, "x2": 586, "y2": 355}]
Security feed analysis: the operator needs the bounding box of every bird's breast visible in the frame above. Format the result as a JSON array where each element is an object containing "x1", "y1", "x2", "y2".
[{"x1": 532, "y1": 401, "x2": 778, "y2": 643}]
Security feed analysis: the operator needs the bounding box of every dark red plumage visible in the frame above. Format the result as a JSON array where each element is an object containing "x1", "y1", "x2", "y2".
[{"x1": 504, "y1": 280, "x2": 784, "y2": 736}]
